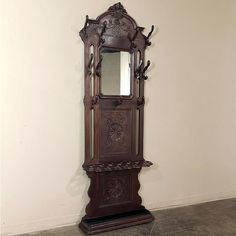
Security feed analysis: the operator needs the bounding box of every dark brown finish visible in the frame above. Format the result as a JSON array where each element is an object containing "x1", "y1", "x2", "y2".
[
  {"x1": 79, "y1": 209, "x2": 154, "y2": 235},
  {"x1": 79, "y1": 2, "x2": 155, "y2": 234},
  {"x1": 83, "y1": 160, "x2": 153, "y2": 172}
]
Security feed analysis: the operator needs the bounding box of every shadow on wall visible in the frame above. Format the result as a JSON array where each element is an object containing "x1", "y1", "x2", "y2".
[{"x1": 66, "y1": 32, "x2": 89, "y2": 219}]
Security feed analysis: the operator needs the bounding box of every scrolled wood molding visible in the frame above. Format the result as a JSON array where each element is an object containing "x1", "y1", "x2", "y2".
[{"x1": 83, "y1": 160, "x2": 153, "y2": 172}]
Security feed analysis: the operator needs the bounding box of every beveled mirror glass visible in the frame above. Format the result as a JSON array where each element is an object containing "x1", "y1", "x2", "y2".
[{"x1": 101, "y1": 48, "x2": 131, "y2": 96}]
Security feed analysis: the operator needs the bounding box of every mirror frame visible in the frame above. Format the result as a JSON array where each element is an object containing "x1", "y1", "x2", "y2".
[{"x1": 99, "y1": 46, "x2": 133, "y2": 98}]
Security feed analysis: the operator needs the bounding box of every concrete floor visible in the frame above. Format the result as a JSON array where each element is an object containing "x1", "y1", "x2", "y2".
[{"x1": 19, "y1": 198, "x2": 236, "y2": 236}]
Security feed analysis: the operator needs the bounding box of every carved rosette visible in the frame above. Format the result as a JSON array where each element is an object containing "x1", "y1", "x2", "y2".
[
  {"x1": 106, "y1": 114, "x2": 126, "y2": 148},
  {"x1": 101, "y1": 175, "x2": 130, "y2": 204}
]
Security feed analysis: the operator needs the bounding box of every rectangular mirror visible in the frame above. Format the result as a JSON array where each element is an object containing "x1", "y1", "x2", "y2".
[{"x1": 100, "y1": 48, "x2": 131, "y2": 96}]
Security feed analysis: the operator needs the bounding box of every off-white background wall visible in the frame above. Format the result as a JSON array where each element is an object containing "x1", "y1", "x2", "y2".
[{"x1": 1, "y1": 0, "x2": 236, "y2": 235}]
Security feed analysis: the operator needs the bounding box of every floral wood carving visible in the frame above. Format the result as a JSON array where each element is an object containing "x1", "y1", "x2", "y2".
[
  {"x1": 106, "y1": 120, "x2": 124, "y2": 146},
  {"x1": 100, "y1": 172, "x2": 131, "y2": 205},
  {"x1": 101, "y1": 111, "x2": 131, "y2": 155},
  {"x1": 103, "y1": 177, "x2": 127, "y2": 203}
]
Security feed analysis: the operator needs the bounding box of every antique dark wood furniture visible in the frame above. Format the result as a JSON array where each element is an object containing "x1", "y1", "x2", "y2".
[{"x1": 79, "y1": 2, "x2": 155, "y2": 234}]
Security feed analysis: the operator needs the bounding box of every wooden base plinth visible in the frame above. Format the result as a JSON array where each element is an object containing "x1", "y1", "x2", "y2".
[{"x1": 79, "y1": 209, "x2": 154, "y2": 235}]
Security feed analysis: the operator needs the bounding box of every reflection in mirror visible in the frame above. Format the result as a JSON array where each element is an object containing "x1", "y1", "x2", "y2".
[{"x1": 101, "y1": 48, "x2": 131, "y2": 96}]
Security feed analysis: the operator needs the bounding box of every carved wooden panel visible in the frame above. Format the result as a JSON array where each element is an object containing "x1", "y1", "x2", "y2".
[
  {"x1": 100, "y1": 109, "x2": 132, "y2": 159},
  {"x1": 85, "y1": 169, "x2": 144, "y2": 218},
  {"x1": 100, "y1": 171, "x2": 131, "y2": 206}
]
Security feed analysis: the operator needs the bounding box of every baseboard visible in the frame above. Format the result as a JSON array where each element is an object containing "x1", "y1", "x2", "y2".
[
  {"x1": 2, "y1": 191, "x2": 236, "y2": 236},
  {"x1": 1, "y1": 213, "x2": 81, "y2": 236},
  {"x1": 148, "y1": 190, "x2": 236, "y2": 211}
]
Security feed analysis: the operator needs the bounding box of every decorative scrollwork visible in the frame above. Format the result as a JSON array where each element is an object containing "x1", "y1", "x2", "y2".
[{"x1": 83, "y1": 160, "x2": 153, "y2": 172}]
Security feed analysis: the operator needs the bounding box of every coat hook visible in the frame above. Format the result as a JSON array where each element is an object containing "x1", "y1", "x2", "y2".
[
  {"x1": 146, "y1": 25, "x2": 154, "y2": 46},
  {"x1": 147, "y1": 25, "x2": 154, "y2": 40},
  {"x1": 142, "y1": 60, "x2": 151, "y2": 80},
  {"x1": 95, "y1": 55, "x2": 103, "y2": 77},
  {"x1": 135, "y1": 59, "x2": 143, "y2": 79},
  {"x1": 87, "y1": 53, "x2": 94, "y2": 76}
]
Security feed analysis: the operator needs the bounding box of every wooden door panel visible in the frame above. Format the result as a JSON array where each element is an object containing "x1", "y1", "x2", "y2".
[{"x1": 99, "y1": 108, "x2": 133, "y2": 161}]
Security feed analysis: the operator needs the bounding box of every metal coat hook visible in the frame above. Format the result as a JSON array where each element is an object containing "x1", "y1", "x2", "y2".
[
  {"x1": 95, "y1": 55, "x2": 103, "y2": 77},
  {"x1": 146, "y1": 25, "x2": 154, "y2": 46},
  {"x1": 142, "y1": 60, "x2": 151, "y2": 80},
  {"x1": 147, "y1": 25, "x2": 154, "y2": 40},
  {"x1": 87, "y1": 53, "x2": 94, "y2": 76},
  {"x1": 135, "y1": 59, "x2": 143, "y2": 79}
]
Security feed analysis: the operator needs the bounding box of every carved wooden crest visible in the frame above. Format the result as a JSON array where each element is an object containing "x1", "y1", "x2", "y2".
[{"x1": 80, "y1": 2, "x2": 154, "y2": 49}]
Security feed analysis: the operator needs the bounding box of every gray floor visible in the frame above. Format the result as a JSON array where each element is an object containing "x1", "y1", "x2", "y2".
[{"x1": 19, "y1": 198, "x2": 236, "y2": 236}]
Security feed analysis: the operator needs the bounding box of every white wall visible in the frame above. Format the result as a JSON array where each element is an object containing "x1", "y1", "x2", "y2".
[{"x1": 1, "y1": 0, "x2": 236, "y2": 235}]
